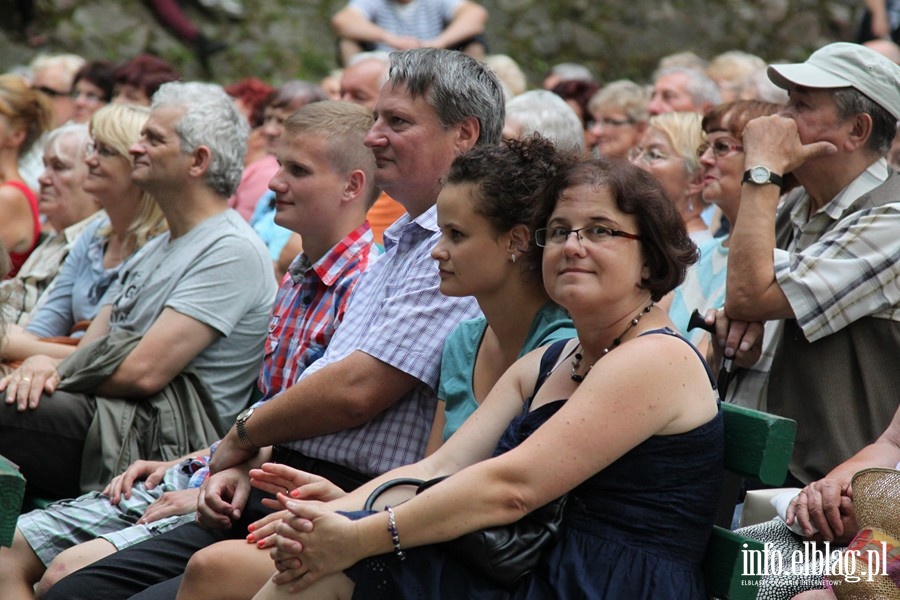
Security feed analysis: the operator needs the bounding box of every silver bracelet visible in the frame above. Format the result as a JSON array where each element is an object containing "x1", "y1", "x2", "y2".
[{"x1": 385, "y1": 506, "x2": 406, "y2": 560}]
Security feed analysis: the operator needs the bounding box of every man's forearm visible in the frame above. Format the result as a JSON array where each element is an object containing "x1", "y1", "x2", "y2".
[
  {"x1": 431, "y1": 4, "x2": 487, "y2": 48},
  {"x1": 332, "y1": 8, "x2": 391, "y2": 44},
  {"x1": 725, "y1": 184, "x2": 783, "y2": 321}
]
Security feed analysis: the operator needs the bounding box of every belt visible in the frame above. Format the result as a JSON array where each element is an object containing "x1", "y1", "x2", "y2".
[{"x1": 271, "y1": 445, "x2": 370, "y2": 492}]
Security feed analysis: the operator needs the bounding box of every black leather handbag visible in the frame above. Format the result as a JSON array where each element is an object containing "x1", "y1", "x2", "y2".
[{"x1": 364, "y1": 475, "x2": 568, "y2": 588}]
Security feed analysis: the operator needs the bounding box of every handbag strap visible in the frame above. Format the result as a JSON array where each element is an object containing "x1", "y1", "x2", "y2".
[{"x1": 363, "y1": 477, "x2": 425, "y2": 511}]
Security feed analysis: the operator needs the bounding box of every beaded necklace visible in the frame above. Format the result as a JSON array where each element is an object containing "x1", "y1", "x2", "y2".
[{"x1": 570, "y1": 303, "x2": 655, "y2": 383}]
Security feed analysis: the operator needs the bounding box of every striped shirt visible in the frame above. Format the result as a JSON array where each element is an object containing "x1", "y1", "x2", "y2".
[
  {"x1": 773, "y1": 158, "x2": 900, "y2": 343},
  {"x1": 259, "y1": 221, "x2": 379, "y2": 399},
  {"x1": 348, "y1": 0, "x2": 462, "y2": 52},
  {"x1": 284, "y1": 204, "x2": 481, "y2": 476}
]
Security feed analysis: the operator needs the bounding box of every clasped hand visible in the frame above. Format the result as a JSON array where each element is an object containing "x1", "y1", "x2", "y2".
[
  {"x1": 241, "y1": 463, "x2": 356, "y2": 592},
  {"x1": 785, "y1": 477, "x2": 857, "y2": 544},
  {"x1": 0, "y1": 354, "x2": 60, "y2": 411},
  {"x1": 267, "y1": 499, "x2": 359, "y2": 593}
]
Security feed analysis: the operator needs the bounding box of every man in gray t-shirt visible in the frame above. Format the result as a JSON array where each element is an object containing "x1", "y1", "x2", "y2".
[{"x1": 0, "y1": 82, "x2": 276, "y2": 499}]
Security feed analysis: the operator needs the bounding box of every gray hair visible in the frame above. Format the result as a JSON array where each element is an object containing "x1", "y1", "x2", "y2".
[
  {"x1": 29, "y1": 53, "x2": 86, "y2": 80},
  {"x1": 833, "y1": 88, "x2": 897, "y2": 155},
  {"x1": 505, "y1": 90, "x2": 585, "y2": 154},
  {"x1": 388, "y1": 48, "x2": 505, "y2": 146},
  {"x1": 45, "y1": 122, "x2": 90, "y2": 163},
  {"x1": 346, "y1": 51, "x2": 391, "y2": 87},
  {"x1": 151, "y1": 81, "x2": 248, "y2": 197},
  {"x1": 547, "y1": 63, "x2": 594, "y2": 83},
  {"x1": 269, "y1": 80, "x2": 328, "y2": 110},
  {"x1": 740, "y1": 68, "x2": 789, "y2": 104},
  {"x1": 348, "y1": 50, "x2": 391, "y2": 69},
  {"x1": 588, "y1": 80, "x2": 651, "y2": 124},
  {"x1": 654, "y1": 66, "x2": 721, "y2": 108}
]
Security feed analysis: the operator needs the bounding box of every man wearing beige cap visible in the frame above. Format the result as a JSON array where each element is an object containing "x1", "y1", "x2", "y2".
[{"x1": 713, "y1": 42, "x2": 900, "y2": 487}]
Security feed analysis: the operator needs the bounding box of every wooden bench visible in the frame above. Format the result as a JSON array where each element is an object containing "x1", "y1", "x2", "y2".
[
  {"x1": 702, "y1": 402, "x2": 797, "y2": 600},
  {"x1": 0, "y1": 454, "x2": 26, "y2": 547}
]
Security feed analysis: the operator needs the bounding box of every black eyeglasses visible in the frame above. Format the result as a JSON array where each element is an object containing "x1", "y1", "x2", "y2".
[
  {"x1": 535, "y1": 225, "x2": 642, "y2": 247},
  {"x1": 35, "y1": 85, "x2": 71, "y2": 99}
]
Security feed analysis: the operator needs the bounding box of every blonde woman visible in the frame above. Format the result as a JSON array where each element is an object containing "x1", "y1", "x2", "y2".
[
  {"x1": 0, "y1": 103, "x2": 167, "y2": 368},
  {"x1": 631, "y1": 111, "x2": 710, "y2": 244}
]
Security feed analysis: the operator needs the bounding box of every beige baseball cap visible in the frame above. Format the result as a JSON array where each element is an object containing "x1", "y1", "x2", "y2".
[{"x1": 768, "y1": 42, "x2": 900, "y2": 121}]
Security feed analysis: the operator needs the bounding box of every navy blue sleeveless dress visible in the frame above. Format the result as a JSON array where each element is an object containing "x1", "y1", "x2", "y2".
[{"x1": 345, "y1": 329, "x2": 724, "y2": 599}]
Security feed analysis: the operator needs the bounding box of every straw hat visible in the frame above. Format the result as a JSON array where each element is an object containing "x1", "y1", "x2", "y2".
[{"x1": 829, "y1": 468, "x2": 900, "y2": 599}]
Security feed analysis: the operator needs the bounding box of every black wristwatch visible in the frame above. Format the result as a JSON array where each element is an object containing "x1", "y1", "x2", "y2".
[
  {"x1": 235, "y1": 406, "x2": 257, "y2": 449},
  {"x1": 742, "y1": 165, "x2": 783, "y2": 187}
]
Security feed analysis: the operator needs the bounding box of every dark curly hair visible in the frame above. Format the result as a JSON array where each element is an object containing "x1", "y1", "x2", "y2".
[
  {"x1": 73, "y1": 60, "x2": 116, "y2": 103},
  {"x1": 445, "y1": 135, "x2": 576, "y2": 279},
  {"x1": 534, "y1": 158, "x2": 699, "y2": 301}
]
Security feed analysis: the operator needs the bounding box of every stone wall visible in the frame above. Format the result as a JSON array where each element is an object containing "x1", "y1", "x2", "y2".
[{"x1": 0, "y1": 0, "x2": 863, "y2": 88}]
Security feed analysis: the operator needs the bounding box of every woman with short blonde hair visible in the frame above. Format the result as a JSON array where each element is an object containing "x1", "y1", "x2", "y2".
[{"x1": 0, "y1": 103, "x2": 167, "y2": 366}]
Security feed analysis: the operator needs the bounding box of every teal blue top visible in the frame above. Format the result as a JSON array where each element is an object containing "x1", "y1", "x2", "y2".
[{"x1": 437, "y1": 302, "x2": 576, "y2": 442}]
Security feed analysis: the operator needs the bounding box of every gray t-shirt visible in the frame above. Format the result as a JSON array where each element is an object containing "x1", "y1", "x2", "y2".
[{"x1": 106, "y1": 210, "x2": 276, "y2": 422}]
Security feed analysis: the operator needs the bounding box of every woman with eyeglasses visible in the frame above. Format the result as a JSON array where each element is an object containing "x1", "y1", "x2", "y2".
[
  {"x1": 71, "y1": 60, "x2": 116, "y2": 124},
  {"x1": 0, "y1": 103, "x2": 167, "y2": 378},
  {"x1": 630, "y1": 111, "x2": 711, "y2": 245},
  {"x1": 587, "y1": 79, "x2": 649, "y2": 160},
  {"x1": 0, "y1": 74, "x2": 53, "y2": 278},
  {"x1": 668, "y1": 100, "x2": 791, "y2": 399},
  {"x1": 198, "y1": 159, "x2": 719, "y2": 600}
]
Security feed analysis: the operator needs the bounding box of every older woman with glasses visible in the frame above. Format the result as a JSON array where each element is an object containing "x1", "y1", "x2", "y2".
[
  {"x1": 668, "y1": 100, "x2": 792, "y2": 404},
  {"x1": 587, "y1": 79, "x2": 649, "y2": 160},
  {"x1": 0, "y1": 103, "x2": 167, "y2": 380},
  {"x1": 630, "y1": 111, "x2": 710, "y2": 244}
]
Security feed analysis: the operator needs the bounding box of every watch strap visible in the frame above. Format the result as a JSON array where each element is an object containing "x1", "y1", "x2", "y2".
[
  {"x1": 236, "y1": 414, "x2": 256, "y2": 449},
  {"x1": 742, "y1": 167, "x2": 783, "y2": 187}
]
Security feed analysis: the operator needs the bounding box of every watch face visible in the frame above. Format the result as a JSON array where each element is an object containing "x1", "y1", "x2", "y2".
[
  {"x1": 750, "y1": 166, "x2": 769, "y2": 184},
  {"x1": 237, "y1": 407, "x2": 254, "y2": 422}
]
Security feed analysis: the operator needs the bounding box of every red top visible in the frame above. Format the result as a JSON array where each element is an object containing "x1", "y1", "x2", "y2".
[{"x1": 3, "y1": 181, "x2": 41, "y2": 278}]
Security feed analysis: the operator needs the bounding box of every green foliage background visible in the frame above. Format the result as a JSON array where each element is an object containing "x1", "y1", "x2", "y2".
[{"x1": 0, "y1": 0, "x2": 862, "y2": 87}]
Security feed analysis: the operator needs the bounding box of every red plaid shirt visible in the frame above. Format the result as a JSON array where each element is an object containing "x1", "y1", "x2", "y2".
[{"x1": 258, "y1": 222, "x2": 378, "y2": 399}]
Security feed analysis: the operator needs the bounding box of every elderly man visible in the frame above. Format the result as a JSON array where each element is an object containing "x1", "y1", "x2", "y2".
[
  {"x1": 647, "y1": 66, "x2": 721, "y2": 116},
  {"x1": 44, "y1": 48, "x2": 503, "y2": 600},
  {"x1": 719, "y1": 43, "x2": 900, "y2": 485},
  {"x1": 0, "y1": 82, "x2": 276, "y2": 500}
]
